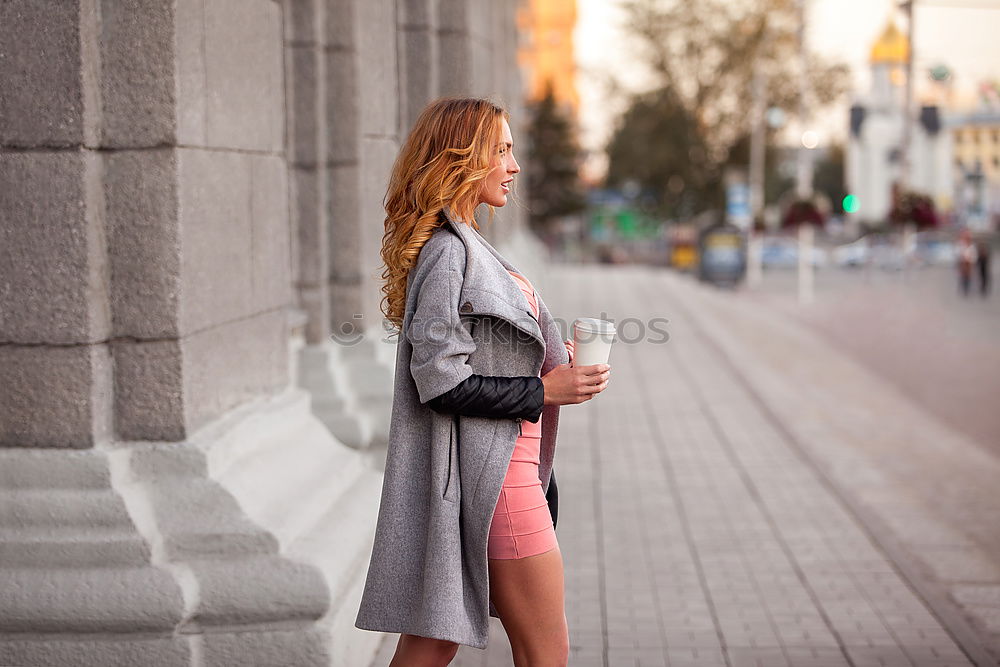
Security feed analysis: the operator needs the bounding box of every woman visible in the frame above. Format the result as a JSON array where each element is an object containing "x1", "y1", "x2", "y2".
[{"x1": 354, "y1": 97, "x2": 611, "y2": 666}]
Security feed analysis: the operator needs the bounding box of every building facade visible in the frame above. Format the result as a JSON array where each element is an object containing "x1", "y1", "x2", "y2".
[
  {"x1": 951, "y1": 110, "x2": 1000, "y2": 229},
  {"x1": 517, "y1": 0, "x2": 578, "y2": 111},
  {"x1": 846, "y1": 19, "x2": 952, "y2": 228},
  {"x1": 0, "y1": 1, "x2": 525, "y2": 665}
]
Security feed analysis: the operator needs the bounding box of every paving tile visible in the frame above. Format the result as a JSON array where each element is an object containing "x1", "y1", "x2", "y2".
[
  {"x1": 727, "y1": 647, "x2": 791, "y2": 666},
  {"x1": 607, "y1": 646, "x2": 668, "y2": 667},
  {"x1": 845, "y1": 645, "x2": 913, "y2": 667},
  {"x1": 782, "y1": 647, "x2": 852, "y2": 666},
  {"x1": 665, "y1": 647, "x2": 728, "y2": 666}
]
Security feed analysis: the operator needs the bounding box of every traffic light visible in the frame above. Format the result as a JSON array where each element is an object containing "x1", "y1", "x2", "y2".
[{"x1": 842, "y1": 194, "x2": 860, "y2": 214}]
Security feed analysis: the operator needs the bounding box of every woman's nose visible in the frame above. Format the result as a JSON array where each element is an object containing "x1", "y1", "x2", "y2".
[{"x1": 509, "y1": 156, "x2": 520, "y2": 173}]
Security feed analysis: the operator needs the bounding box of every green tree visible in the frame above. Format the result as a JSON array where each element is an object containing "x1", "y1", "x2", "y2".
[
  {"x1": 607, "y1": 0, "x2": 849, "y2": 216},
  {"x1": 813, "y1": 144, "x2": 846, "y2": 212},
  {"x1": 525, "y1": 83, "x2": 587, "y2": 235},
  {"x1": 606, "y1": 87, "x2": 709, "y2": 217}
]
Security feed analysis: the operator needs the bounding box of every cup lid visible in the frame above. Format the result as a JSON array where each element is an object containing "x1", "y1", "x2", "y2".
[{"x1": 574, "y1": 317, "x2": 617, "y2": 334}]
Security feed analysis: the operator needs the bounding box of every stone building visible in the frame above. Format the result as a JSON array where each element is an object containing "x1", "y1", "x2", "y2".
[
  {"x1": 0, "y1": 1, "x2": 527, "y2": 665},
  {"x1": 950, "y1": 109, "x2": 1000, "y2": 230},
  {"x1": 517, "y1": 0, "x2": 579, "y2": 112},
  {"x1": 845, "y1": 19, "x2": 952, "y2": 228}
]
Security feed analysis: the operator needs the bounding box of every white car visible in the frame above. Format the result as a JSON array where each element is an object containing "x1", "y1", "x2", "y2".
[
  {"x1": 760, "y1": 237, "x2": 829, "y2": 269},
  {"x1": 832, "y1": 238, "x2": 869, "y2": 267}
]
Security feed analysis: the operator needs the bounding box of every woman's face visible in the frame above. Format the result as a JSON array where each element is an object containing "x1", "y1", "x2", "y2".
[{"x1": 478, "y1": 118, "x2": 520, "y2": 208}]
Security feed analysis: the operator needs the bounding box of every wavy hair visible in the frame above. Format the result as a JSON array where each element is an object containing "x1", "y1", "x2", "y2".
[{"x1": 379, "y1": 97, "x2": 508, "y2": 334}]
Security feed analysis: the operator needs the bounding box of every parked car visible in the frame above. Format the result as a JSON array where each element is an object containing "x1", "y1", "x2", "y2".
[
  {"x1": 870, "y1": 243, "x2": 904, "y2": 270},
  {"x1": 834, "y1": 232, "x2": 956, "y2": 270},
  {"x1": 833, "y1": 234, "x2": 904, "y2": 270},
  {"x1": 832, "y1": 237, "x2": 869, "y2": 267},
  {"x1": 760, "y1": 237, "x2": 828, "y2": 269},
  {"x1": 910, "y1": 234, "x2": 957, "y2": 267}
]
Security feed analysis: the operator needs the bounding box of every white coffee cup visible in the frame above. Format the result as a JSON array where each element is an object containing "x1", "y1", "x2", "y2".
[{"x1": 572, "y1": 318, "x2": 616, "y2": 368}]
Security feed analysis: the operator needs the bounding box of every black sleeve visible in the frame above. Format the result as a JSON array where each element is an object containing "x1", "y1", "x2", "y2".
[{"x1": 425, "y1": 374, "x2": 544, "y2": 422}]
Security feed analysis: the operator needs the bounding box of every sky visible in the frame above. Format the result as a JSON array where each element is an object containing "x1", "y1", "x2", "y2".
[{"x1": 573, "y1": 0, "x2": 1000, "y2": 179}]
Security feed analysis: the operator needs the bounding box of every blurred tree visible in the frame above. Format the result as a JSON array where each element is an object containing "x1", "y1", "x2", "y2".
[
  {"x1": 607, "y1": 0, "x2": 849, "y2": 217},
  {"x1": 525, "y1": 82, "x2": 587, "y2": 235},
  {"x1": 813, "y1": 144, "x2": 846, "y2": 213},
  {"x1": 889, "y1": 186, "x2": 939, "y2": 229},
  {"x1": 606, "y1": 87, "x2": 709, "y2": 216},
  {"x1": 782, "y1": 199, "x2": 824, "y2": 228}
]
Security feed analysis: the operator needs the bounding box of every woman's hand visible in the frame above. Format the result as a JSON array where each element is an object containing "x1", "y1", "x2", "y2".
[
  {"x1": 541, "y1": 362, "x2": 610, "y2": 406},
  {"x1": 564, "y1": 338, "x2": 575, "y2": 365}
]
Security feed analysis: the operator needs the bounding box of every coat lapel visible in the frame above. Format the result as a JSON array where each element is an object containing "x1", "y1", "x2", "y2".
[{"x1": 440, "y1": 210, "x2": 545, "y2": 348}]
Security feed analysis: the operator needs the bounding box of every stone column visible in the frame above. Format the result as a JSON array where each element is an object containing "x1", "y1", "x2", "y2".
[
  {"x1": 0, "y1": 2, "x2": 382, "y2": 664},
  {"x1": 294, "y1": 0, "x2": 395, "y2": 453},
  {"x1": 326, "y1": 0, "x2": 364, "y2": 335},
  {"x1": 437, "y1": 0, "x2": 473, "y2": 95},
  {"x1": 287, "y1": 0, "x2": 331, "y2": 347},
  {"x1": 398, "y1": 0, "x2": 440, "y2": 132},
  {"x1": 307, "y1": 0, "x2": 401, "y2": 454}
]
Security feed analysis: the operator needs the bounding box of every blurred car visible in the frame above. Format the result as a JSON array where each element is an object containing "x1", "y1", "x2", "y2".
[
  {"x1": 832, "y1": 237, "x2": 869, "y2": 267},
  {"x1": 760, "y1": 237, "x2": 828, "y2": 269},
  {"x1": 833, "y1": 234, "x2": 905, "y2": 270},
  {"x1": 870, "y1": 243, "x2": 904, "y2": 270},
  {"x1": 910, "y1": 234, "x2": 957, "y2": 267},
  {"x1": 834, "y1": 232, "x2": 955, "y2": 270}
]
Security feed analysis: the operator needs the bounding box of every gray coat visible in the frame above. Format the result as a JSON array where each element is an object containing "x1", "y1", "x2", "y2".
[{"x1": 354, "y1": 209, "x2": 569, "y2": 649}]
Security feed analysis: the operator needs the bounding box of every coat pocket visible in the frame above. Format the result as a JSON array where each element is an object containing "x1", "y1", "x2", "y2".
[{"x1": 443, "y1": 416, "x2": 460, "y2": 503}]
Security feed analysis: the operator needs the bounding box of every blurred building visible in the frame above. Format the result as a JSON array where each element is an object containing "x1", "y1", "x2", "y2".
[
  {"x1": 518, "y1": 0, "x2": 579, "y2": 113},
  {"x1": 0, "y1": 2, "x2": 523, "y2": 665},
  {"x1": 846, "y1": 19, "x2": 952, "y2": 228},
  {"x1": 951, "y1": 110, "x2": 1000, "y2": 229}
]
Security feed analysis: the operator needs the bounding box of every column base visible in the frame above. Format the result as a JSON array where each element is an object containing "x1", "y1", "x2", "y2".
[{"x1": 0, "y1": 388, "x2": 386, "y2": 666}]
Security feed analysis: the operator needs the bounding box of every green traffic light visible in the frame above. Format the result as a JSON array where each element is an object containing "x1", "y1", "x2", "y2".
[{"x1": 843, "y1": 194, "x2": 860, "y2": 213}]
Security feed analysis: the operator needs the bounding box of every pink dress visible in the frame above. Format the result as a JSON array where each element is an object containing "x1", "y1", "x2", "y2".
[{"x1": 487, "y1": 270, "x2": 558, "y2": 560}]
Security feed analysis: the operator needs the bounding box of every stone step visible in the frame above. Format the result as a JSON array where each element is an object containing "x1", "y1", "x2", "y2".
[
  {"x1": 287, "y1": 465, "x2": 383, "y2": 606},
  {"x1": 0, "y1": 535, "x2": 149, "y2": 566},
  {"x1": 0, "y1": 564, "x2": 183, "y2": 633},
  {"x1": 212, "y1": 422, "x2": 367, "y2": 545}
]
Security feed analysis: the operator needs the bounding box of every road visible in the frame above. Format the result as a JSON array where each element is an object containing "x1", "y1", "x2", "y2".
[{"x1": 743, "y1": 263, "x2": 1000, "y2": 458}]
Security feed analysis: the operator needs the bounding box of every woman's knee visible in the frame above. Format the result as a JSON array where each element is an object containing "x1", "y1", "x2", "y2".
[
  {"x1": 391, "y1": 633, "x2": 460, "y2": 666},
  {"x1": 507, "y1": 610, "x2": 569, "y2": 666},
  {"x1": 519, "y1": 628, "x2": 568, "y2": 667}
]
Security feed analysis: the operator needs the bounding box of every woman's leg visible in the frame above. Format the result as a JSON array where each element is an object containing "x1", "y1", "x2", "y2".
[
  {"x1": 388, "y1": 633, "x2": 460, "y2": 667},
  {"x1": 488, "y1": 545, "x2": 570, "y2": 667}
]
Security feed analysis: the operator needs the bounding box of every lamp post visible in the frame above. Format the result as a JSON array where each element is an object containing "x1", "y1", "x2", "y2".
[
  {"x1": 898, "y1": 1, "x2": 916, "y2": 278},
  {"x1": 899, "y1": 0, "x2": 915, "y2": 192},
  {"x1": 796, "y1": 0, "x2": 815, "y2": 305},
  {"x1": 747, "y1": 53, "x2": 767, "y2": 288},
  {"x1": 795, "y1": 0, "x2": 814, "y2": 201}
]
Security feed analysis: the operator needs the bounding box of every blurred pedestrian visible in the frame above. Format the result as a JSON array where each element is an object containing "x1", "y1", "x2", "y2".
[
  {"x1": 957, "y1": 228, "x2": 978, "y2": 297},
  {"x1": 975, "y1": 237, "x2": 991, "y2": 297}
]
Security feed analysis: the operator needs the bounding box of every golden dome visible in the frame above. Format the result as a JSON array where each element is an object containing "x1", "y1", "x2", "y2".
[{"x1": 870, "y1": 20, "x2": 909, "y2": 65}]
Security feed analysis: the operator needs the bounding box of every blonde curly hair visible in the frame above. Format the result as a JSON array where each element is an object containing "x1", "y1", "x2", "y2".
[{"x1": 379, "y1": 97, "x2": 508, "y2": 334}]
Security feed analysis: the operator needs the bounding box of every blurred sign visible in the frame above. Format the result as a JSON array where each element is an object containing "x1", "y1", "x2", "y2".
[
  {"x1": 671, "y1": 245, "x2": 698, "y2": 270},
  {"x1": 698, "y1": 223, "x2": 746, "y2": 286},
  {"x1": 668, "y1": 224, "x2": 698, "y2": 271},
  {"x1": 726, "y1": 182, "x2": 751, "y2": 230},
  {"x1": 617, "y1": 210, "x2": 637, "y2": 239}
]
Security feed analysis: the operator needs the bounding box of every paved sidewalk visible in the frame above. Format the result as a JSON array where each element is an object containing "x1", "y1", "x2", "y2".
[{"x1": 368, "y1": 264, "x2": 996, "y2": 666}]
